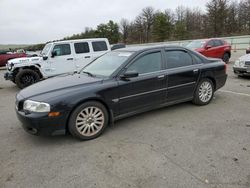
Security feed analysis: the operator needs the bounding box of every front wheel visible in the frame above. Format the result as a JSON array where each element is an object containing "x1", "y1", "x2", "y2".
[
  {"x1": 68, "y1": 101, "x2": 109, "y2": 140},
  {"x1": 15, "y1": 69, "x2": 40, "y2": 89},
  {"x1": 192, "y1": 79, "x2": 214, "y2": 105}
]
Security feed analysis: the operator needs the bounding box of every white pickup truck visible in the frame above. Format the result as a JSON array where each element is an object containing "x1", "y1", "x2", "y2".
[{"x1": 4, "y1": 38, "x2": 111, "y2": 88}]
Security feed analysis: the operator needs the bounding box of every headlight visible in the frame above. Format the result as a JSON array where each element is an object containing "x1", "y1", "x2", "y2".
[
  {"x1": 23, "y1": 100, "x2": 50, "y2": 112},
  {"x1": 234, "y1": 60, "x2": 239, "y2": 66},
  {"x1": 235, "y1": 60, "x2": 245, "y2": 67},
  {"x1": 7, "y1": 63, "x2": 14, "y2": 71},
  {"x1": 239, "y1": 61, "x2": 245, "y2": 67}
]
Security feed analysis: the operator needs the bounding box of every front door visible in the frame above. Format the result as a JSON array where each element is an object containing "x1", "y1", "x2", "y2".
[
  {"x1": 117, "y1": 50, "x2": 166, "y2": 115},
  {"x1": 203, "y1": 40, "x2": 217, "y2": 58},
  {"x1": 48, "y1": 43, "x2": 76, "y2": 76}
]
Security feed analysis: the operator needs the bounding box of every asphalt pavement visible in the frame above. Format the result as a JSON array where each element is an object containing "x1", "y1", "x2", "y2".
[{"x1": 0, "y1": 51, "x2": 249, "y2": 188}]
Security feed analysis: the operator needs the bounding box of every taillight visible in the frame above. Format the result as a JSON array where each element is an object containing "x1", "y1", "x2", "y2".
[{"x1": 224, "y1": 63, "x2": 227, "y2": 73}]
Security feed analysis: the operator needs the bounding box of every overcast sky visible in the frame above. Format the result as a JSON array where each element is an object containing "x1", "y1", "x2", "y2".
[{"x1": 0, "y1": 0, "x2": 209, "y2": 44}]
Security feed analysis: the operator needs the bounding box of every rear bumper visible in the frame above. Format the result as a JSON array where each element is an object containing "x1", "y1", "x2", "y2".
[
  {"x1": 16, "y1": 109, "x2": 66, "y2": 136},
  {"x1": 215, "y1": 74, "x2": 227, "y2": 90},
  {"x1": 233, "y1": 67, "x2": 250, "y2": 76}
]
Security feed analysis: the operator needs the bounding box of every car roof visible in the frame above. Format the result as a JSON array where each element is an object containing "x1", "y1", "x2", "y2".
[
  {"x1": 193, "y1": 38, "x2": 224, "y2": 42},
  {"x1": 47, "y1": 38, "x2": 108, "y2": 45},
  {"x1": 115, "y1": 45, "x2": 185, "y2": 52}
]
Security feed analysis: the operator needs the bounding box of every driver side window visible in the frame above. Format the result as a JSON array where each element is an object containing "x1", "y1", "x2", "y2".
[
  {"x1": 126, "y1": 52, "x2": 162, "y2": 74},
  {"x1": 52, "y1": 44, "x2": 71, "y2": 56}
]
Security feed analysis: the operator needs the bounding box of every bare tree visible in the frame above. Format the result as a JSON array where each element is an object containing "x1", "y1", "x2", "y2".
[
  {"x1": 141, "y1": 7, "x2": 155, "y2": 42},
  {"x1": 120, "y1": 19, "x2": 130, "y2": 43}
]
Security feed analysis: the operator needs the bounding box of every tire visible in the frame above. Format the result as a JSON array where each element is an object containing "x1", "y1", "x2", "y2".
[
  {"x1": 15, "y1": 69, "x2": 40, "y2": 89},
  {"x1": 192, "y1": 79, "x2": 214, "y2": 106},
  {"x1": 222, "y1": 52, "x2": 230, "y2": 64},
  {"x1": 68, "y1": 101, "x2": 109, "y2": 140}
]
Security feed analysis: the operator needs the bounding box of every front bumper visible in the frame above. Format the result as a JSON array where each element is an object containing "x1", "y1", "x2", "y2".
[
  {"x1": 4, "y1": 72, "x2": 13, "y2": 80},
  {"x1": 16, "y1": 109, "x2": 67, "y2": 136},
  {"x1": 233, "y1": 66, "x2": 250, "y2": 76}
]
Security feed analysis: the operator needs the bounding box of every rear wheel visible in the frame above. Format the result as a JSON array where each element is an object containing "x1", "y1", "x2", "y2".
[
  {"x1": 222, "y1": 52, "x2": 230, "y2": 63},
  {"x1": 192, "y1": 79, "x2": 214, "y2": 105},
  {"x1": 68, "y1": 101, "x2": 109, "y2": 140},
  {"x1": 15, "y1": 69, "x2": 40, "y2": 89}
]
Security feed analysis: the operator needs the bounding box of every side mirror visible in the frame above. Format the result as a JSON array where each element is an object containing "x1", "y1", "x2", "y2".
[
  {"x1": 51, "y1": 51, "x2": 57, "y2": 58},
  {"x1": 120, "y1": 71, "x2": 139, "y2": 80},
  {"x1": 205, "y1": 45, "x2": 212, "y2": 49}
]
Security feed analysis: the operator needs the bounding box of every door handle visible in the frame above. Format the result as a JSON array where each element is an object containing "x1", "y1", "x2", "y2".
[
  {"x1": 85, "y1": 56, "x2": 91, "y2": 58},
  {"x1": 193, "y1": 69, "x2": 199, "y2": 73},
  {"x1": 157, "y1": 75, "x2": 165, "y2": 79},
  {"x1": 67, "y1": 58, "x2": 74, "y2": 60}
]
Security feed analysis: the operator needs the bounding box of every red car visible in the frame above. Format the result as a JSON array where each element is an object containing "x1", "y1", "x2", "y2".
[
  {"x1": 187, "y1": 38, "x2": 231, "y2": 63},
  {"x1": 0, "y1": 50, "x2": 26, "y2": 67}
]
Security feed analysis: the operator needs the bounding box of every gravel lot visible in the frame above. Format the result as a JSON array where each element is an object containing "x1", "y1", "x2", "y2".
[{"x1": 0, "y1": 51, "x2": 249, "y2": 188}]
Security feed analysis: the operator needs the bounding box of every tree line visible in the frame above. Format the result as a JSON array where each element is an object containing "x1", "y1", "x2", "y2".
[{"x1": 26, "y1": 0, "x2": 250, "y2": 51}]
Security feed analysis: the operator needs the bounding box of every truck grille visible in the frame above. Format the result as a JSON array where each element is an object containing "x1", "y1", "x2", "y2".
[{"x1": 245, "y1": 61, "x2": 250, "y2": 66}]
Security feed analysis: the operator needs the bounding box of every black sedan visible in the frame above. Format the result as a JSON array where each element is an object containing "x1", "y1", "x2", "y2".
[{"x1": 16, "y1": 46, "x2": 227, "y2": 140}]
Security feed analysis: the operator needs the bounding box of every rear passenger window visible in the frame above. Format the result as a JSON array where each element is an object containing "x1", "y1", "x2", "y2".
[
  {"x1": 74, "y1": 42, "x2": 89, "y2": 54},
  {"x1": 52, "y1": 44, "x2": 71, "y2": 56},
  {"x1": 92, "y1": 41, "x2": 108, "y2": 52},
  {"x1": 214, "y1": 40, "x2": 224, "y2": 46},
  {"x1": 127, "y1": 52, "x2": 162, "y2": 74},
  {"x1": 191, "y1": 54, "x2": 203, "y2": 64},
  {"x1": 165, "y1": 50, "x2": 193, "y2": 68}
]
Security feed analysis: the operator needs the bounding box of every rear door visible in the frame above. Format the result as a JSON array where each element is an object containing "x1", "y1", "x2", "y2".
[
  {"x1": 48, "y1": 43, "x2": 76, "y2": 76},
  {"x1": 117, "y1": 50, "x2": 166, "y2": 115},
  {"x1": 164, "y1": 49, "x2": 201, "y2": 102},
  {"x1": 91, "y1": 40, "x2": 110, "y2": 60},
  {"x1": 73, "y1": 42, "x2": 93, "y2": 70}
]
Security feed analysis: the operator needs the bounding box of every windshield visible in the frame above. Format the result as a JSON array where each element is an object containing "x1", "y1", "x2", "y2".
[
  {"x1": 41, "y1": 43, "x2": 52, "y2": 56},
  {"x1": 82, "y1": 51, "x2": 133, "y2": 77},
  {"x1": 186, "y1": 40, "x2": 206, "y2": 49}
]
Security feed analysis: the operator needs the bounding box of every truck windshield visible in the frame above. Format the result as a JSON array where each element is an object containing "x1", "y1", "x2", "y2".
[
  {"x1": 81, "y1": 51, "x2": 133, "y2": 77},
  {"x1": 187, "y1": 40, "x2": 206, "y2": 49},
  {"x1": 41, "y1": 43, "x2": 52, "y2": 56}
]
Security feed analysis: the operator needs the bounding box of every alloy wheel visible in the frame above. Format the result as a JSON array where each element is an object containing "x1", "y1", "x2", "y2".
[
  {"x1": 75, "y1": 106, "x2": 105, "y2": 137},
  {"x1": 198, "y1": 81, "x2": 213, "y2": 103}
]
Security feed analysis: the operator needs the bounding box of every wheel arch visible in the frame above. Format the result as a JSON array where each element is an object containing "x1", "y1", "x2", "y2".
[
  {"x1": 205, "y1": 76, "x2": 216, "y2": 90},
  {"x1": 224, "y1": 51, "x2": 231, "y2": 58},
  {"x1": 65, "y1": 97, "x2": 114, "y2": 133},
  {"x1": 199, "y1": 72, "x2": 216, "y2": 90},
  {"x1": 13, "y1": 64, "x2": 43, "y2": 79}
]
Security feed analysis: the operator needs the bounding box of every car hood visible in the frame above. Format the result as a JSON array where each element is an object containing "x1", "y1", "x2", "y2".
[
  {"x1": 193, "y1": 48, "x2": 204, "y2": 53},
  {"x1": 8, "y1": 56, "x2": 42, "y2": 65},
  {"x1": 238, "y1": 54, "x2": 250, "y2": 61},
  {"x1": 18, "y1": 74, "x2": 103, "y2": 99}
]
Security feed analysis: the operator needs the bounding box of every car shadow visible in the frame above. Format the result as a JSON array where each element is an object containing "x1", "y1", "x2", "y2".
[{"x1": 108, "y1": 101, "x2": 195, "y2": 130}]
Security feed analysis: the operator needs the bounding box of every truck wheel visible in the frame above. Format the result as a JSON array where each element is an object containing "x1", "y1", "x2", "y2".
[
  {"x1": 192, "y1": 79, "x2": 214, "y2": 106},
  {"x1": 15, "y1": 69, "x2": 40, "y2": 89},
  {"x1": 68, "y1": 101, "x2": 109, "y2": 140},
  {"x1": 222, "y1": 53, "x2": 230, "y2": 63}
]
